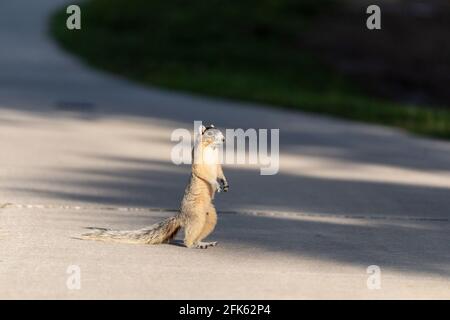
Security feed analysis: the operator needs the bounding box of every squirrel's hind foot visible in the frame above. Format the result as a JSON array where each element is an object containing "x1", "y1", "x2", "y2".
[{"x1": 195, "y1": 241, "x2": 218, "y2": 249}]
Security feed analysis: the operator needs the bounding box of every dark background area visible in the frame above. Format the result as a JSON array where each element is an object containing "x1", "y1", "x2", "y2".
[
  {"x1": 52, "y1": 0, "x2": 450, "y2": 138},
  {"x1": 305, "y1": 0, "x2": 450, "y2": 107}
]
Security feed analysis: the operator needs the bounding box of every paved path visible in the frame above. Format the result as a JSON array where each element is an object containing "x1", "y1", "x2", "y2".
[{"x1": 0, "y1": 0, "x2": 449, "y2": 299}]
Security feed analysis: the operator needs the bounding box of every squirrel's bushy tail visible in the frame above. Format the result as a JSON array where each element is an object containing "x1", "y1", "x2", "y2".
[{"x1": 81, "y1": 216, "x2": 182, "y2": 244}]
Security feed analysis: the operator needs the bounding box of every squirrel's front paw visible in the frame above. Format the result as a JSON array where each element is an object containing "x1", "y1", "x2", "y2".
[{"x1": 219, "y1": 179, "x2": 229, "y2": 192}]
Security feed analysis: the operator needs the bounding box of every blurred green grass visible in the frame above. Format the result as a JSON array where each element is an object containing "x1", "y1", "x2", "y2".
[{"x1": 51, "y1": 0, "x2": 450, "y2": 139}]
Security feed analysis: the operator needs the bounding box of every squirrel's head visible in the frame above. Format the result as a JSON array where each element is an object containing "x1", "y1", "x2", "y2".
[{"x1": 201, "y1": 124, "x2": 225, "y2": 147}]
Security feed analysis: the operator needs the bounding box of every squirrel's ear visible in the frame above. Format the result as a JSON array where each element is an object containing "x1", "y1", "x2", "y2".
[{"x1": 200, "y1": 125, "x2": 207, "y2": 134}]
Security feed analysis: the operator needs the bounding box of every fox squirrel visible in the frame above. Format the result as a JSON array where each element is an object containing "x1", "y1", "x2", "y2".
[{"x1": 81, "y1": 124, "x2": 228, "y2": 249}]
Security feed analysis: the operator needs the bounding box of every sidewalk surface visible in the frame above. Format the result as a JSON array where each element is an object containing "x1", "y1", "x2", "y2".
[{"x1": 0, "y1": 0, "x2": 449, "y2": 299}]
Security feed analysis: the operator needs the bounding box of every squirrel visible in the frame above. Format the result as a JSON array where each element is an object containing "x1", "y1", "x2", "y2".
[{"x1": 81, "y1": 124, "x2": 229, "y2": 249}]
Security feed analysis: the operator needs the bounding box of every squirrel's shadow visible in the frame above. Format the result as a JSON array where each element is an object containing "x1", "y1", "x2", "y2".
[{"x1": 168, "y1": 239, "x2": 186, "y2": 247}]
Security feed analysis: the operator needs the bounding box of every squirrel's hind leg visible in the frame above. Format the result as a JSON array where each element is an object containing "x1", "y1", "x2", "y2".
[
  {"x1": 195, "y1": 205, "x2": 217, "y2": 242},
  {"x1": 184, "y1": 206, "x2": 218, "y2": 249},
  {"x1": 191, "y1": 205, "x2": 218, "y2": 249},
  {"x1": 183, "y1": 213, "x2": 206, "y2": 248}
]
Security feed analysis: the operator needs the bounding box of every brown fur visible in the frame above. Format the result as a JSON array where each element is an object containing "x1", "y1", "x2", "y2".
[{"x1": 81, "y1": 125, "x2": 228, "y2": 249}]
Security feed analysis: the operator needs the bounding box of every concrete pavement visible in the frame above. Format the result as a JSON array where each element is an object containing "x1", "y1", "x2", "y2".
[{"x1": 0, "y1": 0, "x2": 449, "y2": 299}]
